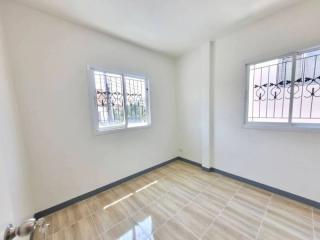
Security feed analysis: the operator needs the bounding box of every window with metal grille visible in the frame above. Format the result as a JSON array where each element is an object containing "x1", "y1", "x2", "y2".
[
  {"x1": 89, "y1": 67, "x2": 151, "y2": 133},
  {"x1": 246, "y1": 46, "x2": 320, "y2": 128}
]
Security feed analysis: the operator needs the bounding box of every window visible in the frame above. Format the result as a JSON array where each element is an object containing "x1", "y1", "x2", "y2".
[
  {"x1": 246, "y1": 47, "x2": 320, "y2": 128},
  {"x1": 89, "y1": 67, "x2": 151, "y2": 133}
]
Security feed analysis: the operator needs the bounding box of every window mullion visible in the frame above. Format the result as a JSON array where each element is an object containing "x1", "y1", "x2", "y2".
[
  {"x1": 288, "y1": 53, "x2": 297, "y2": 124},
  {"x1": 122, "y1": 74, "x2": 129, "y2": 128}
]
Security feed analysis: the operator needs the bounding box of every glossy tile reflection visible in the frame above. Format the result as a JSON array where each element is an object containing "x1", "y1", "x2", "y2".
[{"x1": 34, "y1": 160, "x2": 319, "y2": 240}]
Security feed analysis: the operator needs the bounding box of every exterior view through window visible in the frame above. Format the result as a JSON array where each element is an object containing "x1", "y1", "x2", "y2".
[
  {"x1": 90, "y1": 68, "x2": 150, "y2": 132},
  {"x1": 247, "y1": 47, "x2": 320, "y2": 127}
]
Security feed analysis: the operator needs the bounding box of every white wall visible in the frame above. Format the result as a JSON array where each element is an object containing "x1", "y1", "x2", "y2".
[
  {"x1": 0, "y1": 20, "x2": 13, "y2": 234},
  {"x1": 213, "y1": 0, "x2": 320, "y2": 202},
  {"x1": 1, "y1": 1, "x2": 177, "y2": 212},
  {"x1": 176, "y1": 0, "x2": 320, "y2": 202},
  {"x1": 0, "y1": 13, "x2": 33, "y2": 233},
  {"x1": 176, "y1": 43, "x2": 213, "y2": 168},
  {"x1": 1, "y1": 0, "x2": 319, "y2": 219}
]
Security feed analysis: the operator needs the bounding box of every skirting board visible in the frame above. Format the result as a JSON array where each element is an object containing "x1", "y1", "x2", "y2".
[
  {"x1": 178, "y1": 157, "x2": 320, "y2": 209},
  {"x1": 34, "y1": 157, "x2": 178, "y2": 219},
  {"x1": 34, "y1": 156, "x2": 320, "y2": 219}
]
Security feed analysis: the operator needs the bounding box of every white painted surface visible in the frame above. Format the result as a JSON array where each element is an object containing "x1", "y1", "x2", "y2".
[
  {"x1": 14, "y1": 0, "x2": 302, "y2": 56},
  {"x1": 0, "y1": 0, "x2": 319, "y2": 220},
  {"x1": 0, "y1": 13, "x2": 33, "y2": 230},
  {"x1": 176, "y1": 43, "x2": 213, "y2": 167},
  {"x1": 1, "y1": 1, "x2": 177, "y2": 212},
  {"x1": 213, "y1": 0, "x2": 320, "y2": 201}
]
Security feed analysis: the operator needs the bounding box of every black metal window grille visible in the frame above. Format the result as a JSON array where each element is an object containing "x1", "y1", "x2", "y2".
[
  {"x1": 92, "y1": 69, "x2": 150, "y2": 131},
  {"x1": 125, "y1": 76, "x2": 149, "y2": 127},
  {"x1": 292, "y1": 50, "x2": 320, "y2": 123},
  {"x1": 247, "y1": 48, "x2": 320, "y2": 125},
  {"x1": 94, "y1": 72, "x2": 125, "y2": 128}
]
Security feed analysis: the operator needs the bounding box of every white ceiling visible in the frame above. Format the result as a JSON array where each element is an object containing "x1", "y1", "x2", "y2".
[{"x1": 15, "y1": 0, "x2": 302, "y2": 56}]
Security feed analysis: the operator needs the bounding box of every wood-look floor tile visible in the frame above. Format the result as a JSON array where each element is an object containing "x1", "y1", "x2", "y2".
[
  {"x1": 167, "y1": 180, "x2": 200, "y2": 201},
  {"x1": 86, "y1": 196, "x2": 105, "y2": 213},
  {"x1": 51, "y1": 210, "x2": 73, "y2": 233},
  {"x1": 41, "y1": 214, "x2": 55, "y2": 235},
  {"x1": 168, "y1": 165, "x2": 200, "y2": 178},
  {"x1": 267, "y1": 203, "x2": 313, "y2": 229},
  {"x1": 52, "y1": 217, "x2": 98, "y2": 240},
  {"x1": 119, "y1": 194, "x2": 147, "y2": 216},
  {"x1": 40, "y1": 161, "x2": 317, "y2": 240},
  {"x1": 259, "y1": 206, "x2": 313, "y2": 240},
  {"x1": 220, "y1": 202, "x2": 262, "y2": 239},
  {"x1": 156, "y1": 191, "x2": 189, "y2": 217},
  {"x1": 131, "y1": 201, "x2": 171, "y2": 236},
  {"x1": 51, "y1": 200, "x2": 90, "y2": 233},
  {"x1": 314, "y1": 208, "x2": 320, "y2": 222},
  {"x1": 192, "y1": 171, "x2": 220, "y2": 186},
  {"x1": 205, "y1": 181, "x2": 236, "y2": 203},
  {"x1": 193, "y1": 191, "x2": 227, "y2": 217},
  {"x1": 218, "y1": 176, "x2": 243, "y2": 190},
  {"x1": 91, "y1": 203, "x2": 128, "y2": 233},
  {"x1": 175, "y1": 202, "x2": 214, "y2": 237},
  {"x1": 126, "y1": 177, "x2": 160, "y2": 195},
  {"x1": 100, "y1": 218, "x2": 148, "y2": 240},
  {"x1": 152, "y1": 219, "x2": 198, "y2": 240},
  {"x1": 176, "y1": 174, "x2": 209, "y2": 192},
  {"x1": 138, "y1": 181, "x2": 168, "y2": 201},
  {"x1": 315, "y1": 221, "x2": 320, "y2": 240},
  {"x1": 315, "y1": 208, "x2": 320, "y2": 240},
  {"x1": 68, "y1": 200, "x2": 91, "y2": 219},
  {"x1": 270, "y1": 195, "x2": 312, "y2": 219},
  {"x1": 231, "y1": 188, "x2": 271, "y2": 219},
  {"x1": 202, "y1": 218, "x2": 252, "y2": 240},
  {"x1": 86, "y1": 190, "x2": 119, "y2": 213},
  {"x1": 238, "y1": 185, "x2": 272, "y2": 203},
  {"x1": 32, "y1": 229, "x2": 54, "y2": 240},
  {"x1": 153, "y1": 167, "x2": 174, "y2": 178},
  {"x1": 257, "y1": 219, "x2": 312, "y2": 240},
  {"x1": 113, "y1": 184, "x2": 136, "y2": 199},
  {"x1": 143, "y1": 170, "x2": 166, "y2": 181}
]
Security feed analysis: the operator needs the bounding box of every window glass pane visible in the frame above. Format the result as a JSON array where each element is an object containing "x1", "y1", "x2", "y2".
[
  {"x1": 94, "y1": 71, "x2": 125, "y2": 129},
  {"x1": 124, "y1": 75, "x2": 149, "y2": 128},
  {"x1": 248, "y1": 57, "x2": 292, "y2": 123},
  {"x1": 292, "y1": 49, "x2": 320, "y2": 123}
]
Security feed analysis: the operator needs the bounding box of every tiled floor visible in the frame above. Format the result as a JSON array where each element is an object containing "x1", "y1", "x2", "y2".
[{"x1": 33, "y1": 160, "x2": 320, "y2": 240}]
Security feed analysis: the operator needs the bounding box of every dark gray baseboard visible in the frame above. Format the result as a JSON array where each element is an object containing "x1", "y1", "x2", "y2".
[
  {"x1": 210, "y1": 167, "x2": 320, "y2": 209},
  {"x1": 177, "y1": 157, "x2": 201, "y2": 167},
  {"x1": 34, "y1": 157, "x2": 178, "y2": 219},
  {"x1": 34, "y1": 156, "x2": 320, "y2": 219},
  {"x1": 177, "y1": 157, "x2": 211, "y2": 171},
  {"x1": 177, "y1": 156, "x2": 320, "y2": 209}
]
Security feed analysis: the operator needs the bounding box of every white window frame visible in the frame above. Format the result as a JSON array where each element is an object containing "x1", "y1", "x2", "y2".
[
  {"x1": 88, "y1": 66, "x2": 151, "y2": 134},
  {"x1": 244, "y1": 45, "x2": 320, "y2": 131}
]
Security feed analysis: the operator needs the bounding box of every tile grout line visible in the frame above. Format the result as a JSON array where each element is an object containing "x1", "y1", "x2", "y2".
[
  {"x1": 254, "y1": 193, "x2": 274, "y2": 240},
  {"x1": 93, "y1": 186, "x2": 167, "y2": 238},
  {"x1": 84, "y1": 191, "x2": 122, "y2": 239},
  {"x1": 103, "y1": 172, "x2": 170, "y2": 236},
  {"x1": 142, "y1": 170, "x2": 222, "y2": 239},
  {"x1": 200, "y1": 183, "x2": 244, "y2": 239},
  {"x1": 44, "y1": 162, "x2": 317, "y2": 240},
  {"x1": 93, "y1": 167, "x2": 210, "y2": 239},
  {"x1": 146, "y1": 174, "x2": 215, "y2": 239},
  {"x1": 88, "y1": 213, "x2": 103, "y2": 240},
  {"x1": 170, "y1": 175, "x2": 222, "y2": 239},
  {"x1": 84, "y1": 199, "x2": 102, "y2": 240}
]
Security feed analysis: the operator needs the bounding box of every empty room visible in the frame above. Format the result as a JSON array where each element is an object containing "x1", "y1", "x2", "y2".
[{"x1": 0, "y1": 0, "x2": 320, "y2": 239}]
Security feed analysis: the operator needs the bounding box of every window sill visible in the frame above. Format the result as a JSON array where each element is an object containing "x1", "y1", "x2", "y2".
[
  {"x1": 243, "y1": 123, "x2": 320, "y2": 133},
  {"x1": 94, "y1": 124, "x2": 151, "y2": 135}
]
